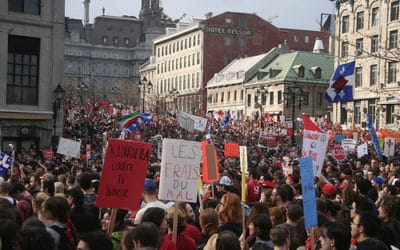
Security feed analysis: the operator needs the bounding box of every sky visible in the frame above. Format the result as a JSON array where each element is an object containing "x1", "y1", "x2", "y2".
[{"x1": 65, "y1": 0, "x2": 336, "y2": 30}]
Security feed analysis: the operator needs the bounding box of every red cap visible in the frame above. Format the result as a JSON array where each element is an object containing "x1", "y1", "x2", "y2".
[
  {"x1": 262, "y1": 180, "x2": 276, "y2": 189},
  {"x1": 322, "y1": 183, "x2": 337, "y2": 196}
]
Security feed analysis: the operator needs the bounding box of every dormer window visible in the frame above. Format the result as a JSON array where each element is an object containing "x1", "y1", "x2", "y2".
[
  {"x1": 293, "y1": 65, "x2": 305, "y2": 77},
  {"x1": 311, "y1": 67, "x2": 322, "y2": 79}
]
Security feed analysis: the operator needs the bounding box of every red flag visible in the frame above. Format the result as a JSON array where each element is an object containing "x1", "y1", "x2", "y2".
[
  {"x1": 302, "y1": 114, "x2": 322, "y2": 132},
  {"x1": 201, "y1": 141, "x2": 219, "y2": 183}
]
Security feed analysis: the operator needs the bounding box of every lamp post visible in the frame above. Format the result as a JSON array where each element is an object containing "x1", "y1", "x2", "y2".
[
  {"x1": 77, "y1": 82, "x2": 88, "y2": 105},
  {"x1": 53, "y1": 83, "x2": 65, "y2": 150},
  {"x1": 256, "y1": 86, "x2": 268, "y2": 127},
  {"x1": 283, "y1": 84, "x2": 305, "y2": 146},
  {"x1": 111, "y1": 86, "x2": 119, "y2": 105},
  {"x1": 137, "y1": 76, "x2": 153, "y2": 113},
  {"x1": 169, "y1": 88, "x2": 180, "y2": 114}
]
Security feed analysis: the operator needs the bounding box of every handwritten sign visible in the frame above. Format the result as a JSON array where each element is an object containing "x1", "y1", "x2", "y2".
[
  {"x1": 300, "y1": 156, "x2": 317, "y2": 230},
  {"x1": 301, "y1": 130, "x2": 328, "y2": 176},
  {"x1": 57, "y1": 138, "x2": 81, "y2": 158},
  {"x1": 342, "y1": 139, "x2": 356, "y2": 152},
  {"x1": 357, "y1": 143, "x2": 368, "y2": 158},
  {"x1": 158, "y1": 139, "x2": 201, "y2": 202},
  {"x1": 96, "y1": 139, "x2": 152, "y2": 210}
]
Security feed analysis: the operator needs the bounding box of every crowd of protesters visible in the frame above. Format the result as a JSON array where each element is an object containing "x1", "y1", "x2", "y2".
[{"x1": 0, "y1": 99, "x2": 399, "y2": 250}]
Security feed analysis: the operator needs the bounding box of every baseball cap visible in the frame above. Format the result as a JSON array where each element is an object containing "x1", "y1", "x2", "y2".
[
  {"x1": 218, "y1": 176, "x2": 232, "y2": 186},
  {"x1": 144, "y1": 178, "x2": 157, "y2": 192},
  {"x1": 261, "y1": 180, "x2": 276, "y2": 189},
  {"x1": 322, "y1": 183, "x2": 337, "y2": 196}
]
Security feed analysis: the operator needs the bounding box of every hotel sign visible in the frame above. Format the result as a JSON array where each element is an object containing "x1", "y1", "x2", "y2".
[{"x1": 204, "y1": 26, "x2": 252, "y2": 36}]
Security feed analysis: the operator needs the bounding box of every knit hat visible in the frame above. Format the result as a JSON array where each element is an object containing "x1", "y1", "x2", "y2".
[{"x1": 322, "y1": 183, "x2": 337, "y2": 196}]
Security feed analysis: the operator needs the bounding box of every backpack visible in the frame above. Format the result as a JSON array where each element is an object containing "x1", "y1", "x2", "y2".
[{"x1": 50, "y1": 224, "x2": 77, "y2": 250}]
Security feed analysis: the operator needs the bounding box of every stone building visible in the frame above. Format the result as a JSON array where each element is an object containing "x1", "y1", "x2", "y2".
[
  {"x1": 0, "y1": 0, "x2": 65, "y2": 150},
  {"x1": 332, "y1": 0, "x2": 400, "y2": 130},
  {"x1": 64, "y1": 0, "x2": 173, "y2": 107},
  {"x1": 149, "y1": 12, "x2": 329, "y2": 115}
]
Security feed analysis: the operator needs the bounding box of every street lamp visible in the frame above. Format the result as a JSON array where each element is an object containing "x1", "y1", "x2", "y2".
[
  {"x1": 137, "y1": 76, "x2": 153, "y2": 113},
  {"x1": 53, "y1": 83, "x2": 65, "y2": 149},
  {"x1": 256, "y1": 86, "x2": 268, "y2": 127},
  {"x1": 77, "y1": 82, "x2": 88, "y2": 104},
  {"x1": 283, "y1": 84, "x2": 306, "y2": 146},
  {"x1": 169, "y1": 88, "x2": 180, "y2": 114},
  {"x1": 111, "y1": 86, "x2": 119, "y2": 105}
]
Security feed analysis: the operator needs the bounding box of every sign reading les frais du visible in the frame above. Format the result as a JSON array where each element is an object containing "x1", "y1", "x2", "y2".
[
  {"x1": 332, "y1": 145, "x2": 346, "y2": 161},
  {"x1": 96, "y1": 139, "x2": 152, "y2": 211}
]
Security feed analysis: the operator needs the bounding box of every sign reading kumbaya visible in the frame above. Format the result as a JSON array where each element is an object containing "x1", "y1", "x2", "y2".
[{"x1": 204, "y1": 26, "x2": 252, "y2": 36}]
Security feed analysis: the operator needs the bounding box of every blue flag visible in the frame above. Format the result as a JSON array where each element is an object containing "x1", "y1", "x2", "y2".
[
  {"x1": 326, "y1": 61, "x2": 355, "y2": 103},
  {"x1": 0, "y1": 152, "x2": 12, "y2": 177},
  {"x1": 366, "y1": 114, "x2": 383, "y2": 160}
]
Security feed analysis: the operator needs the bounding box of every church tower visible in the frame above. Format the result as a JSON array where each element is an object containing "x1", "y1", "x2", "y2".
[{"x1": 140, "y1": 0, "x2": 163, "y2": 30}]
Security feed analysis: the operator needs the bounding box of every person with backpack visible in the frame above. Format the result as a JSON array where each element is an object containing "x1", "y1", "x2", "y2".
[{"x1": 40, "y1": 196, "x2": 77, "y2": 250}]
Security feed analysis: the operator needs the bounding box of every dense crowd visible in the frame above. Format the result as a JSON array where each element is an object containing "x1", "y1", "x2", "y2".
[{"x1": 0, "y1": 99, "x2": 399, "y2": 250}]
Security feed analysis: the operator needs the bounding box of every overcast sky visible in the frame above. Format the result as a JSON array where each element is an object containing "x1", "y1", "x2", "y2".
[{"x1": 65, "y1": 0, "x2": 336, "y2": 30}]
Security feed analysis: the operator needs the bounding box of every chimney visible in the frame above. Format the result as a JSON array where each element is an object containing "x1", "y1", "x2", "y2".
[
  {"x1": 313, "y1": 39, "x2": 324, "y2": 53},
  {"x1": 83, "y1": 0, "x2": 90, "y2": 26}
]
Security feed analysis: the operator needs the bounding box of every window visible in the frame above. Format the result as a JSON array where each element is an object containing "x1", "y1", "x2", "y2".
[
  {"x1": 305, "y1": 36, "x2": 310, "y2": 43},
  {"x1": 370, "y1": 64, "x2": 378, "y2": 86},
  {"x1": 234, "y1": 90, "x2": 237, "y2": 101},
  {"x1": 278, "y1": 91, "x2": 282, "y2": 104},
  {"x1": 341, "y1": 41, "x2": 349, "y2": 58},
  {"x1": 298, "y1": 66, "x2": 305, "y2": 77},
  {"x1": 102, "y1": 36, "x2": 108, "y2": 44},
  {"x1": 188, "y1": 37, "x2": 191, "y2": 48},
  {"x1": 317, "y1": 92, "x2": 324, "y2": 106},
  {"x1": 8, "y1": 0, "x2": 40, "y2": 15},
  {"x1": 356, "y1": 11, "x2": 364, "y2": 30},
  {"x1": 239, "y1": 37, "x2": 246, "y2": 48},
  {"x1": 386, "y1": 104, "x2": 395, "y2": 124},
  {"x1": 227, "y1": 91, "x2": 230, "y2": 101},
  {"x1": 221, "y1": 92, "x2": 224, "y2": 102},
  {"x1": 247, "y1": 94, "x2": 251, "y2": 107},
  {"x1": 294, "y1": 35, "x2": 299, "y2": 42},
  {"x1": 188, "y1": 55, "x2": 191, "y2": 67},
  {"x1": 389, "y1": 30, "x2": 398, "y2": 49},
  {"x1": 239, "y1": 18, "x2": 247, "y2": 28},
  {"x1": 342, "y1": 15, "x2": 349, "y2": 33},
  {"x1": 315, "y1": 68, "x2": 321, "y2": 79},
  {"x1": 356, "y1": 38, "x2": 363, "y2": 56},
  {"x1": 215, "y1": 93, "x2": 218, "y2": 103},
  {"x1": 241, "y1": 90, "x2": 244, "y2": 100},
  {"x1": 388, "y1": 62, "x2": 397, "y2": 83},
  {"x1": 196, "y1": 72, "x2": 200, "y2": 87},
  {"x1": 371, "y1": 7, "x2": 379, "y2": 27},
  {"x1": 113, "y1": 37, "x2": 119, "y2": 44},
  {"x1": 185, "y1": 39, "x2": 187, "y2": 49},
  {"x1": 371, "y1": 35, "x2": 379, "y2": 53},
  {"x1": 269, "y1": 92, "x2": 274, "y2": 105},
  {"x1": 391, "y1": 1, "x2": 399, "y2": 21},
  {"x1": 368, "y1": 99, "x2": 376, "y2": 125},
  {"x1": 354, "y1": 101, "x2": 361, "y2": 124},
  {"x1": 197, "y1": 53, "x2": 200, "y2": 64},
  {"x1": 124, "y1": 38, "x2": 129, "y2": 45},
  {"x1": 7, "y1": 35, "x2": 40, "y2": 105},
  {"x1": 355, "y1": 67, "x2": 362, "y2": 87},
  {"x1": 225, "y1": 36, "x2": 231, "y2": 46}
]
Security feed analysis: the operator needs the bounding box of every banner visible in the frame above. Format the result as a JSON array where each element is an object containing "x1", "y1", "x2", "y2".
[
  {"x1": 57, "y1": 138, "x2": 81, "y2": 158},
  {"x1": 300, "y1": 156, "x2": 318, "y2": 230},
  {"x1": 258, "y1": 131, "x2": 279, "y2": 150},
  {"x1": 96, "y1": 139, "x2": 152, "y2": 210},
  {"x1": 301, "y1": 115, "x2": 328, "y2": 176},
  {"x1": 384, "y1": 138, "x2": 396, "y2": 157},
  {"x1": 177, "y1": 111, "x2": 207, "y2": 133},
  {"x1": 341, "y1": 138, "x2": 356, "y2": 152},
  {"x1": 158, "y1": 139, "x2": 202, "y2": 202},
  {"x1": 0, "y1": 152, "x2": 12, "y2": 176}
]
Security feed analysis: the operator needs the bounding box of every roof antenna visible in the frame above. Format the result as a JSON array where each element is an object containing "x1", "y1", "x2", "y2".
[{"x1": 102, "y1": 7, "x2": 105, "y2": 16}]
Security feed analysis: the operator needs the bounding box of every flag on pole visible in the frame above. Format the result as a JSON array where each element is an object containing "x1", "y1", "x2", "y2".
[
  {"x1": 326, "y1": 61, "x2": 355, "y2": 103},
  {"x1": 119, "y1": 113, "x2": 152, "y2": 132},
  {"x1": 0, "y1": 152, "x2": 12, "y2": 176},
  {"x1": 366, "y1": 114, "x2": 383, "y2": 160}
]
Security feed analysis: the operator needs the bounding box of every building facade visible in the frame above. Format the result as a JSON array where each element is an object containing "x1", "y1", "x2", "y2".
[
  {"x1": 64, "y1": 0, "x2": 172, "y2": 107},
  {"x1": 333, "y1": 0, "x2": 400, "y2": 130},
  {"x1": 149, "y1": 12, "x2": 329, "y2": 115},
  {"x1": 0, "y1": 0, "x2": 65, "y2": 151}
]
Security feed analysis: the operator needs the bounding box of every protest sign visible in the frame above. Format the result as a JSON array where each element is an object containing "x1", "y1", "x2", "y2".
[
  {"x1": 300, "y1": 156, "x2": 317, "y2": 230},
  {"x1": 282, "y1": 156, "x2": 292, "y2": 176},
  {"x1": 57, "y1": 138, "x2": 81, "y2": 158},
  {"x1": 357, "y1": 143, "x2": 368, "y2": 158},
  {"x1": 202, "y1": 141, "x2": 219, "y2": 183},
  {"x1": 342, "y1": 139, "x2": 356, "y2": 152},
  {"x1": 159, "y1": 139, "x2": 202, "y2": 202},
  {"x1": 332, "y1": 145, "x2": 346, "y2": 161},
  {"x1": 301, "y1": 115, "x2": 328, "y2": 177},
  {"x1": 44, "y1": 149, "x2": 54, "y2": 160},
  {"x1": 96, "y1": 139, "x2": 152, "y2": 210},
  {"x1": 224, "y1": 143, "x2": 240, "y2": 158},
  {"x1": 258, "y1": 131, "x2": 279, "y2": 149},
  {"x1": 384, "y1": 138, "x2": 396, "y2": 157}
]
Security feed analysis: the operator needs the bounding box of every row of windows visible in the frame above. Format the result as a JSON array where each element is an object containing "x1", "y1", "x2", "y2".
[
  {"x1": 157, "y1": 72, "x2": 200, "y2": 94},
  {"x1": 102, "y1": 36, "x2": 130, "y2": 45},
  {"x1": 341, "y1": 2, "x2": 399, "y2": 34},
  {"x1": 8, "y1": 0, "x2": 40, "y2": 15},
  {"x1": 352, "y1": 101, "x2": 395, "y2": 124},
  {"x1": 156, "y1": 34, "x2": 201, "y2": 57},
  {"x1": 209, "y1": 90, "x2": 245, "y2": 104},
  {"x1": 354, "y1": 62, "x2": 398, "y2": 87},
  {"x1": 157, "y1": 53, "x2": 201, "y2": 74},
  {"x1": 341, "y1": 30, "x2": 398, "y2": 57}
]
